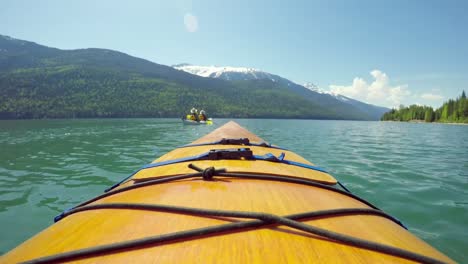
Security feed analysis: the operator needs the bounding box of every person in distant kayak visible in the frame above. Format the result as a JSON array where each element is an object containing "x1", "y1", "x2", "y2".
[
  {"x1": 199, "y1": 110, "x2": 207, "y2": 121},
  {"x1": 189, "y1": 108, "x2": 198, "y2": 121}
]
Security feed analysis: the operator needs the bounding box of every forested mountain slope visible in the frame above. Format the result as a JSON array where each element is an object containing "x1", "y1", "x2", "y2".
[{"x1": 0, "y1": 35, "x2": 382, "y2": 120}]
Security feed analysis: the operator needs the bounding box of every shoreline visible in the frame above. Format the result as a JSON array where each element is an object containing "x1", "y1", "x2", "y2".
[{"x1": 381, "y1": 120, "x2": 468, "y2": 126}]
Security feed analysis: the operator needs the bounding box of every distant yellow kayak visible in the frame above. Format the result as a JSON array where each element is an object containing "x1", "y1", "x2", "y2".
[
  {"x1": 1, "y1": 121, "x2": 454, "y2": 263},
  {"x1": 182, "y1": 117, "x2": 213, "y2": 125}
]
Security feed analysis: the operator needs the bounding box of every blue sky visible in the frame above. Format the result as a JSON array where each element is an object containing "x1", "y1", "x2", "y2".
[{"x1": 1, "y1": 0, "x2": 467, "y2": 108}]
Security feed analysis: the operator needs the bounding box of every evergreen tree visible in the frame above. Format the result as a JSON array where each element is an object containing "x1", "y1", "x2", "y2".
[
  {"x1": 441, "y1": 104, "x2": 449, "y2": 121},
  {"x1": 424, "y1": 107, "x2": 434, "y2": 122},
  {"x1": 381, "y1": 91, "x2": 467, "y2": 123}
]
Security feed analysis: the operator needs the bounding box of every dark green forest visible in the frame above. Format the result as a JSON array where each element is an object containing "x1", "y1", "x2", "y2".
[
  {"x1": 381, "y1": 91, "x2": 468, "y2": 123},
  {"x1": 0, "y1": 35, "x2": 386, "y2": 120},
  {"x1": 0, "y1": 65, "x2": 357, "y2": 119}
]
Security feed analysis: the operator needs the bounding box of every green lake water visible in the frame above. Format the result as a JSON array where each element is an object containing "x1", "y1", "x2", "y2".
[{"x1": 0, "y1": 118, "x2": 467, "y2": 262}]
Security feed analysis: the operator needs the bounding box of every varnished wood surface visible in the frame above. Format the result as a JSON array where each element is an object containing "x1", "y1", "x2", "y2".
[
  {"x1": 132, "y1": 144, "x2": 336, "y2": 184},
  {"x1": 190, "y1": 121, "x2": 265, "y2": 145},
  {"x1": 1, "y1": 121, "x2": 455, "y2": 263}
]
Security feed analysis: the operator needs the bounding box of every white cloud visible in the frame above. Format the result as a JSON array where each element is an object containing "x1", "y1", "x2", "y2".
[
  {"x1": 184, "y1": 13, "x2": 198, "y2": 33},
  {"x1": 421, "y1": 93, "x2": 444, "y2": 101},
  {"x1": 329, "y1": 70, "x2": 410, "y2": 107}
]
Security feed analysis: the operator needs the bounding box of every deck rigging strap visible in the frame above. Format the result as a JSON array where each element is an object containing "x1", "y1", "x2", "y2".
[
  {"x1": 30, "y1": 203, "x2": 446, "y2": 264},
  {"x1": 58, "y1": 165, "x2": 407, "y2": 230},
  {"x1": 143, "y1": 148, "x2": 327, "y2": 173},
  {"x1": 105, "y1": 148, "x2": 327, "y2": 192},
  {"x1": 178, "y1": 137, "x2": 288, "y2": 150}
]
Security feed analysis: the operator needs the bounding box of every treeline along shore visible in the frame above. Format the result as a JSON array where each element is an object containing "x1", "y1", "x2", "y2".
[{"x1": 381, "y1": 91, "x2": 468, "y2": 124}]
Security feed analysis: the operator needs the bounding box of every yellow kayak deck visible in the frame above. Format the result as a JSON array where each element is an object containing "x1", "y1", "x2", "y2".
[{"x1": 1, "y1": 121, "x2": 454, "y2": 263}]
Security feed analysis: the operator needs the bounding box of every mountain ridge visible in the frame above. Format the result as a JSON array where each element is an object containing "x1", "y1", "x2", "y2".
[
  {"x1": 0, "y1": 34, "x2": 387, "y2": 120},
  {"x1": 175, "y1": 64, "x2": 389, "y2": 120}
]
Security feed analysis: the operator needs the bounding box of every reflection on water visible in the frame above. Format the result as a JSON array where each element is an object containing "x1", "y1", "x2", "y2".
[{"x1": 0, "y1": 118, "x2": 466, "y2": 262}]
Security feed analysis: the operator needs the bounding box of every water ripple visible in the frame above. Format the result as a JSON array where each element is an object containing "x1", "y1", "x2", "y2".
[{"x1": 0, "y1": 119, "x2": 466, "y2": 262}]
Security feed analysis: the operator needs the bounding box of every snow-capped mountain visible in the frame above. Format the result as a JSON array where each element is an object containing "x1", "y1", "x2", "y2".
[
  {"x1": 302, "y1": 82, "x2": 349, "y2": 102},
  {"x1": 301, "y1": 83, "x2": 390, "y2": 119},
  {"x1": 173, "y1": 64, "x2": 280, "y2": 82},
  {"x1": 175, "y1": 64, "x2": 352, "y2": 103},
  {"x1": 173, "y1": 64, "x2": 389, "y2": 120}
]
